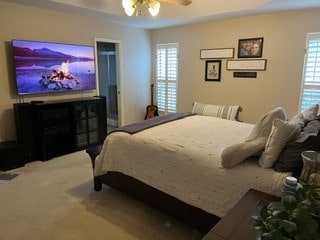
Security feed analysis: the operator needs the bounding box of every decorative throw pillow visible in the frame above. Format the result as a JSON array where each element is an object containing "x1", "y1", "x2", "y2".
[
  {"x1": 274, "y1": 128, "x2": 320, "y2": 177},
  {"x1": 258, "y1": 119, "x2": 300, "y2": 168},
  {"x1": 192, "y1": 101, "x2": 206, "y2": 115},
  {"x1": 289, "y1": 113, "x2": 305, "y2": 130},
  {"x1": 246, "y1": 107, "x2": 287, "y2": 142},
  {"x1": 273, "y1": 135, "x2": 318, "y2": 176},
  {"x1": 294, "y1": 120, "x2": 320, "y2": 143},
  {"x1": 221, "y1": 137, "x2": 266, "y2": 168},
  {"x1": 221, "y1": 107, "x2": 287, "y2": 168},
  {"x1": 301, "y1": 104, "x2": 320, "y2": 122},
  {"x1": 192, "y1": 101, "x2": 240, "y2": 121}
]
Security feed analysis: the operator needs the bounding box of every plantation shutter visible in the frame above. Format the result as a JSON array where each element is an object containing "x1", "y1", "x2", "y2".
[
  {"x1": 300, "y1": 33, "x2": 320, "y2": 111},
  {"x1": 156, "y1": 43, "x2": 178, "y2": 114}
]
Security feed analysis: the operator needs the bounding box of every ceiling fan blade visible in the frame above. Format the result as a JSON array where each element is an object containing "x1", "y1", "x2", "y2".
[{"x1": 159, "y1": 0, "x2": 192, "y2": 6}]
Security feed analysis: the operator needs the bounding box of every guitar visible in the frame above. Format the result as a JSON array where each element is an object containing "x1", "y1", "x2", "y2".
[{"x1": 145, "y1": 83, "x2": 159, "y2": 120}]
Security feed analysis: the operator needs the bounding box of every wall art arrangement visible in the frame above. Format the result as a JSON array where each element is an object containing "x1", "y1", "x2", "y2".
[{"x1": 199, "y1": 37, "x2": 266, "y2": 80}]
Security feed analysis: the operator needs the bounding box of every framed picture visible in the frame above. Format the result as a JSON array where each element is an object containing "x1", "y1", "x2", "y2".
[
  {"x1": 205, "y1": 60, "x2": 221, "y2": 81},
  {"x1": 238, "y1": 37, "x2": 264, "y2": 58},
  {"x1": 200, "y1": 48, "x2": 234, "y2": 59},
  {"x1": 226, "y1": 59, "x2": 267, "y2": 71}
]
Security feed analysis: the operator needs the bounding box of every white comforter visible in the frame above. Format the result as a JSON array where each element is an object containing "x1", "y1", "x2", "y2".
[{"x1": 95, "y1": 115, "x2": 289, "y2": 217}]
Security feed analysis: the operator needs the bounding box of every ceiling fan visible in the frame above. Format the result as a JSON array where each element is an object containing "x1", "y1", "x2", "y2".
[{"x1": 122, "y1": 0, "x2": 192, "y2": 17}]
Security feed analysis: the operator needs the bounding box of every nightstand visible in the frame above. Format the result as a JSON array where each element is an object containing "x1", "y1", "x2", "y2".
[{"x1": 202, "y1": 189, "x2": 280, "y2": 240}]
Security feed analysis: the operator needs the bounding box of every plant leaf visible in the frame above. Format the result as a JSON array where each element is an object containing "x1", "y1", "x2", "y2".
[
  {"x1": 260, "y1": 206, "x2": 270, "y2": 221},
  {"x1": 260, "y1": 230, "x2": 283, "y2": 240},
  {"x1": 282, "y1": 220, "x2": 297, "y2": 233},
  {"x1": 268, "y1": 202, "x2": 285, "y2": 212},
  {"x1": 283, "y1": 195, "x2": 298, "y2": 211},
  {"x1": 296, "y1": 219, "x2": 318, "y2": 234},
  {"x1": 292, "y1": 208, "x2": 313, "y2": 222},
  {"x1": 273, "y1": 210, "x2": 289, "y2": 220}
]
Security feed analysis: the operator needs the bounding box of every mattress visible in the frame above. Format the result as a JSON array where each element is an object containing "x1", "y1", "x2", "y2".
[{"x1": 95, "y1": 115, "x2": 289, "y2": 217}]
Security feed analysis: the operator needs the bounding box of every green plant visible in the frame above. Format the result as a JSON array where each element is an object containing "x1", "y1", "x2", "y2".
[{"x1": 252, "y1": 184, "x2": 320, "y2": 240}]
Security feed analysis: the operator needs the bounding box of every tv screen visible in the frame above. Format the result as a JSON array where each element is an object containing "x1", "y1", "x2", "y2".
[{"x1": 12, "y1": 39, "x2": 96, "y2": 95}]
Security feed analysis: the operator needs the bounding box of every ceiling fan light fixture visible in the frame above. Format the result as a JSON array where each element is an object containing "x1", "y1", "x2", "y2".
[
  {"x1": 122, "y1": 0, "x2": 161, "y2": 17},
  {"x1": 122, "y1": 0, "x2": 136, "y2": 16},
  {"x1": 148, "y1": 0, "x2": 160, "y2": 17}
]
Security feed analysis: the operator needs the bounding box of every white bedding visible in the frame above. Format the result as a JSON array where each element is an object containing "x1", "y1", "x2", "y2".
[{"x1": 95, "y1": 115, "x2": 289, "y2": 217}]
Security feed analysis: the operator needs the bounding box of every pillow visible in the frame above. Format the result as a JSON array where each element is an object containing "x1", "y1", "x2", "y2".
[
  {"x1": 273, "y1": 121, "x2": 320, "y2": 177},
  {"x1": 273, "y1": 135, "x2": 318, "y2": 176},
  {"x1": 221, "y1": 107, "x2": 287, "y2": 168},
  {"x1": 221, "y1": 137, "x2": 266, "y2": 168},
  {"x1": 246, "y1": 107, "x2": 287, "y2": 141},
  {"x1": 258, "y1": 119, "x2": 300, "y2": 168},
  {"x1": 301, "y1": 104, "x2": 320, "y2": 122},
  {"x1": 289, "y1": 104, "x2": 320, "y2": 131},
  {"x1": 294, "y1": 120, "x2": 320, "y2": 143},
  {"x1": 192, "y1": 101, "x2": 240, "y2": 121},
  {"x1": 289, "y1": 113, "x2": 305, "y2": 130}
]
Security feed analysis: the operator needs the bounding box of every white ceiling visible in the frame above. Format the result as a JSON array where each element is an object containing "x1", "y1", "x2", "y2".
[{"x1": 3, "y1": 0, "x2": 320, "y2": 29}]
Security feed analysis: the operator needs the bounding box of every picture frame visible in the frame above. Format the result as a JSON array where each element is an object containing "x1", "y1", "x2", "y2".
[
  {"x1": 226, "y1": 59, "x2": 267, "y2": 71},
  {"x1": 238, "y1": 37, "x2": 264, "y2": 58},
  {"x1": 200, "y1": 48, "x2": 234, "y2": 59},
  {"x1": 205, "y1": 60, "x2": 221, "y2": 81},
  {"x1": 233, "y1": 72, "x2": 257, "y2": 78}
]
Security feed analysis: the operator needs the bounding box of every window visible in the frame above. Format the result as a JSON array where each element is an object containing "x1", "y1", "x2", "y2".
[
  {"x1": 156, "y1": 43, "x2": 178, "y2": 114},
  {"x1": 300, "y1": 33, "x2": 320, "y2": 111}
]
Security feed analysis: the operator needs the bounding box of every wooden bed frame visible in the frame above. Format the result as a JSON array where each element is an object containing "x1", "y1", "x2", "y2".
[{"x1": 86, "y1": 145, "x2": 220, "y2": 232}]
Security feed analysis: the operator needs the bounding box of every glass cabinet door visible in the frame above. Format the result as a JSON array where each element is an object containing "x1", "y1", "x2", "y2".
[{"x1": 73, "y1": 100, "x2": 102, "y2": 149}]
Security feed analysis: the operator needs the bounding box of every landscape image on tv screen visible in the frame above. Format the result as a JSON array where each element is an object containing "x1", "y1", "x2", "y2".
[{"x1": 12, "y1": 39, "x2": 96, "y2": 95}]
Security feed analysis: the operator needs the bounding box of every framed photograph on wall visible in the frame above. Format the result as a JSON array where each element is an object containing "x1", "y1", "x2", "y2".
[
  {"x1": 205, "y1": 60, "x2": 221, "y2": 81},
  {"x1": 226, "y1": 59, "x2": 267, "y2": 71},
  {"x1": 200, "y1": 48, "x2": 234, "y2": 59},
  {"x1": 238, "y1": 37, "x2": 264, "y2": 58}
]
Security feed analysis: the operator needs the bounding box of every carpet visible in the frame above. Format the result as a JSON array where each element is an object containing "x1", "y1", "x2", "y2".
[{"x1": 0, "y1": 150, "x2": 205, "y2": 240}]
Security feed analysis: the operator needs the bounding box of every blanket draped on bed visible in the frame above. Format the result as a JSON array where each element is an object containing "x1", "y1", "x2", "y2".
[{"x1": 109, "y1": 112, "x2": 195, "y2": 135}]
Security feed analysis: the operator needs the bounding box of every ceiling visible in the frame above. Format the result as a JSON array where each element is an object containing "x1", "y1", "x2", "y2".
[{"x1": 3, "y1": 0, "x2": 320, "y2": 29}]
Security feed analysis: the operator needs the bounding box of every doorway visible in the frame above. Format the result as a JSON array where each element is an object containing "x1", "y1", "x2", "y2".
[{"x1": 95, "y1": 39, "x2": 120, "y2": 133}]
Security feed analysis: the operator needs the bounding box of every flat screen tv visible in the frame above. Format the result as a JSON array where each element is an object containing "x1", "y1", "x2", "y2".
[{"x1": 12, "y1": 39, "x2": 96, "y2": 95}]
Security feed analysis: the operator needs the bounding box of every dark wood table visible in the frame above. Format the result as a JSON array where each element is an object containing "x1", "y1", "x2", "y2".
[{"x1": 202, "y1": 189, "x2": 280, "y2": 240}]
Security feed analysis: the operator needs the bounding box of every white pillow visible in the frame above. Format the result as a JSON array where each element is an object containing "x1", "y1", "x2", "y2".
[
  {"x1": 192, "y1": 101, "x2": 240, "y2": 121},
  {"x1": 246, "y1": 107, "x2": 287, "y2": 141},
  {"x1": 221, "y1": 137, "x2": 266, "y2": 168},
  {"x1": 290, "y1": 104, "x2": 320, "y2": 129},
  {"x1": 258, "y1": 119, "x2": 300, "y2": 168},
  {"x1": 303, "y1": 104, "x2": 320, "y2": 120},
  {"x1": 221, "y1": 107, "x2": 287, "y2": 169}
]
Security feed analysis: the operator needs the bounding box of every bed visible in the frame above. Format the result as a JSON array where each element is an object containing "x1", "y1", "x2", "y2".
[{"x1": 88, "y1": 109, "x2": 292, "y2": 231}]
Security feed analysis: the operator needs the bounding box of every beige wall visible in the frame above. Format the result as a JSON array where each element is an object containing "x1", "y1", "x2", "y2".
[
  {"x1": 151, "y1": 9, "x2": 320, "y2": 123},
  {"x1": 0, "y1": 2, "x2": 151, "y2": 142},
  {"x1": 1, "y1": 2, "x2": 320, "y2": 142}
]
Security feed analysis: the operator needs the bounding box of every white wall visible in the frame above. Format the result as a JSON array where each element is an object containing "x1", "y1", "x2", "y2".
[
  {"x1": 0, "y1": 1, "x2": 151, "y2": 142},
  {"x1": 151, "y1": 9, "x2": 320, "y2": 123}
]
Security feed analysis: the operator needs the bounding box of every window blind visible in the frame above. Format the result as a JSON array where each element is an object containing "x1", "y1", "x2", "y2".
[
  {"x1": 300, "y1": 33, "x2": 320, "y2": 111},
  {"x1": 156, "y1": 43, "x2": 178, "y2": 114}
]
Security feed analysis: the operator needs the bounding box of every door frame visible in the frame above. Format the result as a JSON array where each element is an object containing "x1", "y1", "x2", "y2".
[{"x1": 94, "y1": 38, "x2": 122, "y2": 127}]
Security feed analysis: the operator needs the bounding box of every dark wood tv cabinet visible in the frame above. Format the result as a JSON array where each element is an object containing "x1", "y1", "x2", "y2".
[
  {"x1": 202, "y1": 189, "x2": 280, "y2": 240},
  {"x1": 14, "y1": 96, "x2": 107, "y2": 161}
]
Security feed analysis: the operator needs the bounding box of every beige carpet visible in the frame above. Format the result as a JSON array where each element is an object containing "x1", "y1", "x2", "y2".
[{"x1": 0, "y1": 151, "x2": 205, "y2": 240}]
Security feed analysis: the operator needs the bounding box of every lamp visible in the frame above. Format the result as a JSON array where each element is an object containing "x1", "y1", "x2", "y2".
[{"x1": 122, "y1": 0, "x2": 161, "y2": 17}]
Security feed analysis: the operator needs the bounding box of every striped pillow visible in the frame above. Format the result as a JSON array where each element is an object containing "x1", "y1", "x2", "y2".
[{"x1": 192, "y1": 101, "x2": 240, "y2": 121}]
